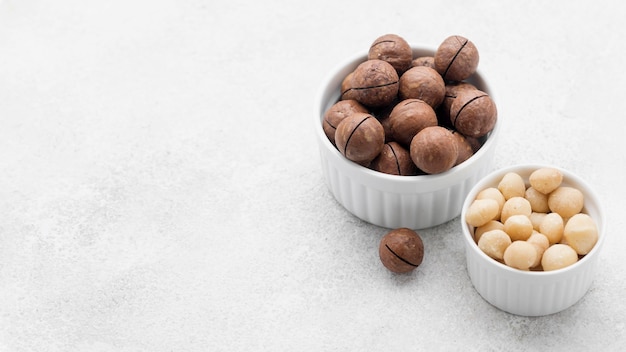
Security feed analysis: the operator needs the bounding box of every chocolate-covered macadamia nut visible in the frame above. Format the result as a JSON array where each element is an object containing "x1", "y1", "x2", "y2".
[
  {"x1": 346, "y1": 59, "x2": 399, "y2": 108},
  {"x1": 399, "y1": 66, "x2": 446, "y2": 108},
  {"x1": 434, "y1": 35, "x2": 479, "y2": 82},
  {"x1": 335, "y1": 112, "x2": 385, "y2": 163},
  {"x1": 411, "y1": 56, "x2": 436, "y2": 69},
  {"x1": 323, "y1": 100, "x2": 369, "y2": 145},
  {"x1": 389, "y1": 99, "x2": 438, "y2": 147},
  {"x1": 370, "y1": 142, "x2": 418, "y2": 176},
  {"x1": 368, "y1": 34, "x2": 413, "y2": 74},
  {"x1": 450, "y1": 88, "x2": 497, "y2": 138},
  {"x1": 410, "y1": 126, "x2": 459, "y2": 174},
  {"x1": 451, "y1": 131, "x2": 474, "y2": 165},
  {"x1": 379, "y1": 228, "x2": 424, "y2": 273}
]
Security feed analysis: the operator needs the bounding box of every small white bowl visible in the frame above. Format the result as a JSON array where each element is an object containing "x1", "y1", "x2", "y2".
[
  {"x1": 314, "y1": 46, "x2": 500, "y2": 229},
  {"x1": 461, "y1": 164, "x2": 606, "y2": 316}
]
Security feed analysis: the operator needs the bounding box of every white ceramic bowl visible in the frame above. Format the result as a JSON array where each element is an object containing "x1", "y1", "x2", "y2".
[
  {"x1": 314, "y1": 46, "x2": 500, "y2": 229},
  {"x1": 461, "y1": 164, "x2": 606, "y2": 316}
]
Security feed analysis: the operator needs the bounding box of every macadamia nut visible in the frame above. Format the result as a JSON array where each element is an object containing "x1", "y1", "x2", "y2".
[
  {"x1": 498, "y1": 172, "x2": 526, "y2": 200},
  {"x1": 563, "y1": 213, "x2": 598, "y2": 255},
  {"x1": 465, "y1": 198, "x2": 499, "y2": 227},
  {"x1": 379, "y1": 228, "x2": 424, "y2": 273},
  {"x1": 529, "y1": 167, "x2": 563, "y2": 194},
  {"x1": 500, "y1": 197, "x2": 532, "y2": 223},
  {"x1": 409, "y1": 126, "x2": 458, "y2": 174},
  {"x1": 478, "y1": 229, "x2": 511, "y2": 261},
  {"x1": 541, "y1": 244, "x2": 578, "y2": 271},
  {"x1": 335, "y1": 112, "x2": 385, "y2": 163},
  {"x1": 503, "y1": 241, "x2": 537, "y2": 271},
  {"x1": 548, "y1": 186, "x2": 584, "y2": 218}
]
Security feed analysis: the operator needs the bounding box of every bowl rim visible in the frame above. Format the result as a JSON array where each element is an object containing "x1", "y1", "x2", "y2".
[
  {"x1": 460, "y1": 163, "x2": 607, "y2": 276},
  {"x1": 314, "y1": 45, "x2": 500, "y2": 190}
]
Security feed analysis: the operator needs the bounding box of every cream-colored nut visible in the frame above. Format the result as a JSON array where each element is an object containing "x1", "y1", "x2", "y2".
[
  {"x1": 529, "y1": 167, "x2": 563, "y2": 194},
  {"x1": 541, "y1": 244, "x2": 578, "y2": 271},
  {"x1": 465, "y1": 198, "x2": 499, "y2": 227},
  {"x1": 500, "y1": 196, "x2": 532, "y2": 223},
  {"x1": 525, "y1": 187, "x2": 549, "y2": 213},
  {"x1": 503, "y1": 214, "x2": 533, "y2": 241},
  {"x1": 539, "y1": 212, "x2": 564, "y2": 244},
  {"x1": 503, "y1": 240, "x2": 537, "y2": 270},
  {"x1": 498, "y1": 172, "x2": 526, "y2": 200},
  {"x1": 527, "y1": 232, "x2": 550, "y2": 268},
  {"x1": 477, "y1": 229, "x2": 511, "y2": 260},
  {"x1": 548, "y1": 186, "x2": 584, "y2": 218},
  {"x1": 476, "y1": 187, "x2": 505, "y2": 220},
  {"x1": 563, "y1": 213, "x2": 598, "y2": 255},
  {"x1": 529, "y1": 212, "x2": 547, "y2": 231},
  {"x1": 474, "y1": 220, "x2": 504, "y2": 243}
]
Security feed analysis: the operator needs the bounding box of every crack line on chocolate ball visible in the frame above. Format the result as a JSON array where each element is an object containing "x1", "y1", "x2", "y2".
[
  {"x1": 352, "y1": 81, "x2": 399, "y2": 90},
  {"x1": 388, "y1": 144, "x2": 402, "y2": 175},
  {"x1": 442, "y1": 39, "x2": 468, "y2": 81},
  {"x1": 324, "y1": 119, "x2": 337, "y2": 130},
  {"x1": 452, "y1": 94, "x2": 488, "y2": 129},
  {"x1": 370, "y1": 40, "x2": 395, "y2": 49},
  {"x1": 385, "y1": 244, "x2": 419, "y2": 267},
  {"x1": 343, "y1": 116, "x2": 371, "y2": 156}
]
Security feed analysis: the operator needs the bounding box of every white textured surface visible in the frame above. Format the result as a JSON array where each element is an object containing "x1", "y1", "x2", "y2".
[{"x1": 1, "y1": 0, "x2": 625, "y2": 351}]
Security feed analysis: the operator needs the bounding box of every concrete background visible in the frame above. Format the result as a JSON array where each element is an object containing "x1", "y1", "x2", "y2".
[{"x1": 1, "y1": 0, "x2": 624, "y2": 351}]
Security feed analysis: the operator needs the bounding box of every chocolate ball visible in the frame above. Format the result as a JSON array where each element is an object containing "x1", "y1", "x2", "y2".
[
  {"x1": 450, "y1": 131, "x2": 474, "y2": 166},
  {"x1": 410, "y1": 126, "x2": 459, "y2": 174},
  {"x1": 389, "y1": 99, "x2": 438, "y2": 147},
  {"x1": 399, "y1": 66, "x2": 446, "y2": 108},
  {"x1": 340, "y1": 71, "x2": 357, "y2": 100},
  {"x1": 370, "y1": 142, "x2": 418, "y2": 176},
  {"x1": 449, "y1": 89, "x2": 497, "y2": 138},
  {"x1": 346, "y1": 59, "x2": 399, "y2": 108},
  {"x1": 379, "y1": 228, "x2": 424, "y2": 273},
  {"x1": 434, "y1": 35, "x2": 479, "y2": 82},
  {"x1": 335, "y1": 112, "x2": 385, "y2": 163},
  {"x1": 323, "y1": 100, "x2": 369, "y2": 145},
  {"x1": 411, "y1": 56, "x2": 436, "y2": 69},
  {"x1": 368, "y1": 34, "x2": 413, "y2": 74}
]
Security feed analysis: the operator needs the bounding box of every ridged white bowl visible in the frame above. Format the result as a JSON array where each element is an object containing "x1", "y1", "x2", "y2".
[
  {"x1": 314, "y1": 47, "x2": 500, "y2": 229},
  {"x1": 461, "y1": 165, "x2": 606, "y2": 316}
]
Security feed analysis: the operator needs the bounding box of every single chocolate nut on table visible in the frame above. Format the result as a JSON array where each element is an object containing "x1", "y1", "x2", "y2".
[{"x1": 379, "y1": 228, "x2": 424, "y2": 273}]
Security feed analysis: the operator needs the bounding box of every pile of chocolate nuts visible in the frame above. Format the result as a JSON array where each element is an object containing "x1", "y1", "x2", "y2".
[{"x1": 322, "y1": 34, "x2": 497, "y2": 175}]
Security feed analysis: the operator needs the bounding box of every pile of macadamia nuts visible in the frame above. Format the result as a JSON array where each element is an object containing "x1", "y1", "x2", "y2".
[
  {"x1": 465, "y1": 167, "x2": 599, "y2": 271},
  {"x1": 322, "y1": 34, "x2": 497, "y2": 175}
]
